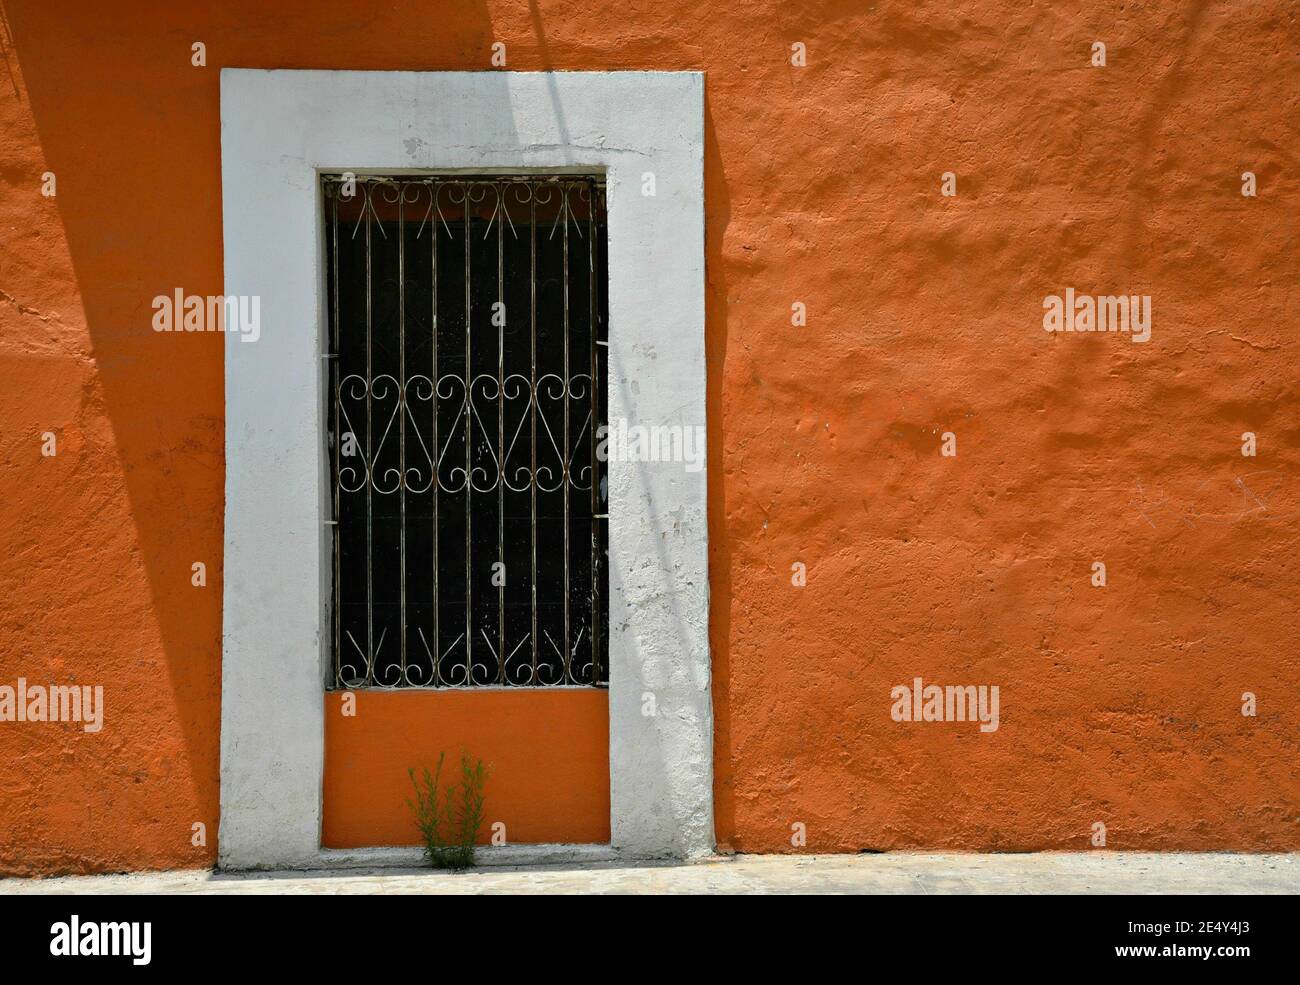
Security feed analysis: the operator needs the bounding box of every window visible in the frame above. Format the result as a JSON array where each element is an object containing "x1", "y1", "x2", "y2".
[{"x1": 323, "y1": 174, "x2": 609, "y2": 688}]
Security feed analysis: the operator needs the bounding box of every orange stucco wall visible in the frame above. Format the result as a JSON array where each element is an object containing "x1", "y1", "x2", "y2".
[
  {"x1": 1, "y1": 2, "x2": 1297, "y2": 875},
  {"x1": 322, "y1": 691, "x2": 610, "y2": 847}
]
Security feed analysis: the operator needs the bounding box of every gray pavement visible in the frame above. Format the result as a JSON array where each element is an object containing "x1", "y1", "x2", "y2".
[{"x1": 2, "y1": 852, "x2": 1296, "y2": 894}]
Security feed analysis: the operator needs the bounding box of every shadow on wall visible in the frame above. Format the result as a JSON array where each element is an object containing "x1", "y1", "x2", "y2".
[{"x1": 0, "y1": 0, "x2": 510, "y2": 872}]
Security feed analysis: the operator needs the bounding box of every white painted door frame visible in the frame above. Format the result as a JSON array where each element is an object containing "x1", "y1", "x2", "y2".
[{"x1": 219, "y1": 69, "x2": 712, "y2": 868}]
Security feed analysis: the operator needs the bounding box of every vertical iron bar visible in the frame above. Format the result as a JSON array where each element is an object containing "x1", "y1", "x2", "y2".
[
  {"x1": 588, "y1": 180, "x2": 599, "y2": 685},
  {"x1": 463, "y1": 183, "x2": 473, "y2": 686},
  {"x1": 364, "y1": 182, "x2": 375, "y2": 685},
  {"x1": 398, "y1": 184, "x2": 408, "y2": 685},
  {"x1": 529, "y1": 186, "x2": 538, "y2": 685},
  {"x1": 432, "y1": 182, "x2": 440, "y2": 685},
  {"x1": 496, "y1": 184, "x2": 506, "y2": 684},
  {"x1": 331, "y1": 185, "x2": 341, "y2": 688},
  {"x1": 562, "y1": 183, "x2": 572, "y2": 683}
]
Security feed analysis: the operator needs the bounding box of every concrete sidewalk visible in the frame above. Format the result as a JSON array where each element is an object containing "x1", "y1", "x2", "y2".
[{"x1": 2, "y1": 853, "x2": 1296, "y2": 894}]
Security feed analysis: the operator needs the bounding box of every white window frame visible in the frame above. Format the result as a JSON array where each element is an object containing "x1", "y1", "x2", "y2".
[{"x1": 219, "y1": 69, "x2": 711, "y2": 868}]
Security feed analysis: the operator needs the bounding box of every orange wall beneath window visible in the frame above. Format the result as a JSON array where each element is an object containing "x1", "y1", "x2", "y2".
[
  {"x1": 322, "y1": 690, "x2": 610, "y2": 848},
  {"x1": 0, "y1": 2, "x2": 1297, "y2": 876}
]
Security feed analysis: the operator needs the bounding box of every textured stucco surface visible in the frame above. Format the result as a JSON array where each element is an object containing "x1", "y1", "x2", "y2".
[
  {"x1": 322, "y1": 690, "x2": 612, "y2": 848},
  {"x1": 0, "y1": 2, "x2": 1297, "y2": 876}
]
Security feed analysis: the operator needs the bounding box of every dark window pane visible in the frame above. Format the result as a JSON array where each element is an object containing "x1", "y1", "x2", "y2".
[{"x1": 324, "y1": 176, "x2": 608, "y2": 689}]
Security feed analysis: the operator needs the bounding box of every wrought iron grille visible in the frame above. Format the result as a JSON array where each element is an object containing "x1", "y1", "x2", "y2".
[{"x1": 323, "y1": 174, "x2": 608, "y2": 688}]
